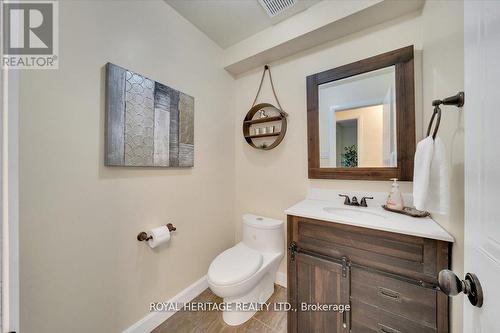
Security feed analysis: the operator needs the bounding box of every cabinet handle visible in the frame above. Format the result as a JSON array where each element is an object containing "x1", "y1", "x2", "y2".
[
  {"x1": 342, "y1": 309, "x2": 351, "y2": 331},
  {"x1": 288, "y1": 242, "x2": 298, "y2": 261},
  {"x1": 378, "y1": 323, "x2": 401, "y2": 333},
  {"x1": 378, "y1": 287, "x2": 401, "y2": 302}
]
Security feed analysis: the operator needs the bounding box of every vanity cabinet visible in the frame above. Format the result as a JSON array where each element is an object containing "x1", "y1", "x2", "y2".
[
  {"x1": 287, "y1": 215, "x2": 451, "y2": 333},
  {"x1": 294, "y1": 252, "x2": 350, "y2": 332}
]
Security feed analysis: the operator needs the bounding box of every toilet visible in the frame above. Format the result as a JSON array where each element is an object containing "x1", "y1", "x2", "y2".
[{"x1": 207, "y1": 214, "x2": 284, "y2": 326}]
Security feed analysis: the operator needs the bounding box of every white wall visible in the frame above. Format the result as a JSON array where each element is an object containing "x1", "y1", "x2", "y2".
[
  {"x1": 233, "y1": 4, "x2": 464, "y2": 333},
  {"x1": 18, "y1": 1, "x2": 234, "y2": 332}
]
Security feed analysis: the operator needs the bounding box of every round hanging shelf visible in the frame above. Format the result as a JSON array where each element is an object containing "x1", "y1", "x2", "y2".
[
  {"x1": 242, "y1": 103, "x2": 287, "y2": 151},
  {"x1": 243, "y1": 65, "x2": 288, "y2": 151}
]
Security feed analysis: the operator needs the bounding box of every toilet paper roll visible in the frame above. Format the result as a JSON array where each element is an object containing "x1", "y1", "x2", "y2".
[{"x1": 147, "y1": 226, "x2": 171, "y2": 248}]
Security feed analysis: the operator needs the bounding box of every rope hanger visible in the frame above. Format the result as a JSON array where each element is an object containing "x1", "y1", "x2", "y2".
[{"x1": 252, "y1": 65, "x2": 289, "y2": 117}]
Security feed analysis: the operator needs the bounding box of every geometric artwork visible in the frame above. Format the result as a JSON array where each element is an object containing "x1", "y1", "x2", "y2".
[{"x1": 105, "y1": 63, "x2": 194, "y2": 167}]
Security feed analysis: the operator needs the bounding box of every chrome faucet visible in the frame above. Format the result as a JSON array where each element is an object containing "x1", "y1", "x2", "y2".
[{"x1": 339, "y1": 194, "x2": 374, "y2": 207}]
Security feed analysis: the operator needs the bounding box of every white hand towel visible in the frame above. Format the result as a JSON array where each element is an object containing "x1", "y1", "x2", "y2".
[
  {"x1": 426, "y1": 137, "x2": 449, "y2": 214},
  {"x1": 413, "y1": 136, "x2": 434, "y2": 210},
  {"x1": 413, "y1": 136, "x2": 449, "y2": 214}
]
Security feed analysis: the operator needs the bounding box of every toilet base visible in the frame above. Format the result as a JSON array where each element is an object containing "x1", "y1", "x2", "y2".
[{"x1": 222, "y1": 273, "x2": 275, "y2": 326}]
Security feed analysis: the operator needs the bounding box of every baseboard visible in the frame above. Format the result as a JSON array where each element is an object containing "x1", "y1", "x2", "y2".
[
  {"x1": 275, "y1": 271, "x2": 287, "y2": 288},
  {"x1": 122, "y1": 275, "x2": 208, "y2": 333}
]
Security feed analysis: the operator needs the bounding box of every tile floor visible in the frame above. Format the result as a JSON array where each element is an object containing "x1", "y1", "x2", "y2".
[{"x1": 152, "y1": 285, "x2": 287, "y2": 333}]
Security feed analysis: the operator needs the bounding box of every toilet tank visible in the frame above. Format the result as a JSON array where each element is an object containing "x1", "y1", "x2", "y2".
[{"x1": 242, "y1": 214, "x2": 284, "y2": 254}]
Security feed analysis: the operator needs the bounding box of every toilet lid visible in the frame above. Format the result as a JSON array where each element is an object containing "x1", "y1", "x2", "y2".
[{"x1": 208, "y1": 244, "x2": 263, "y2": 286}]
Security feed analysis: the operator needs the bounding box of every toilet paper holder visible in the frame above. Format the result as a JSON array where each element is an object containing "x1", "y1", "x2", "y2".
[{"x1": 137, "y1": 223, "x2": 177, "y2": 242}]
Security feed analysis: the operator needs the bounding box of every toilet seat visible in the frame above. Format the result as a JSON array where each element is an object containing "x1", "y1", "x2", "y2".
[{"x1": 208, "y1": 243, "x2": 263, "y2": 286}]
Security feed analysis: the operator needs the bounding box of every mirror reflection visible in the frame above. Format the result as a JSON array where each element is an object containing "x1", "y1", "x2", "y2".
[{"x1": 318, "y1": 66, "x2": 397, "y2": 168}]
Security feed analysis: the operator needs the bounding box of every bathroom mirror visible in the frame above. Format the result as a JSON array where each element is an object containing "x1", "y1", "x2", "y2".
[
  {"x1": 319, "y1": 66, "x2": 397, "y2": 168},
  {"x1": 307, "y1": 46, "x2": 416, "y2": 180}
]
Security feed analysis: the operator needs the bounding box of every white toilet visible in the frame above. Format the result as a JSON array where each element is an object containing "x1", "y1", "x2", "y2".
[{"x1": 207, "y1": 214, "x2": 284, "y2": 326}]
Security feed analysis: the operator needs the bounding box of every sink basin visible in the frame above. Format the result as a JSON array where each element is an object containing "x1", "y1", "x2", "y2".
[{"x1": 323, "y1": 207, "x2": 387, "y2": 221}]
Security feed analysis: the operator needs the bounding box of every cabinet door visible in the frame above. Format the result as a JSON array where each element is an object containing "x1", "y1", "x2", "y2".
[{"x1": 289, "y1": 252, "x2": 350, "y2": 333}]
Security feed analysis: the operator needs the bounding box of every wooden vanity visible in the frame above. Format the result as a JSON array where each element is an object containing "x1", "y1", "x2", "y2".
[
  {"x1": 294, "y1": 44, "x2": 453, "y2": 332},
  {"x1": 286, "y1": 214, "x2": 452, "y2": 333}
]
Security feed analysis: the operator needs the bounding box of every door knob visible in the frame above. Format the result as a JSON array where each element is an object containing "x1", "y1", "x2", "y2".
[{"x1": 438, "y1": 269, "x2": 483, "y2": 307}]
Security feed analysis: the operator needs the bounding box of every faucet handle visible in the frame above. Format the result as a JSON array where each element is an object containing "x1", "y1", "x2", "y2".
[
  {"x1": 339, "y1": 194, "x2": 351, "y2": 205},
  {"x1": 360, "y1": 196, "x2": 374, "y2": 207}
]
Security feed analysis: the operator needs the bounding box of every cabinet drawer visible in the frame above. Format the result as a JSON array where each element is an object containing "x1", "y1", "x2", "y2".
[
  {"x1": 351, "y1": 268, "x2": 437, "y2": 327},
  {"x1": 351, "y1": 299, "x2": 436, "y2": 333},
  {"x1": 293, "y1": 216, "x2": 449, "y2": 283}
]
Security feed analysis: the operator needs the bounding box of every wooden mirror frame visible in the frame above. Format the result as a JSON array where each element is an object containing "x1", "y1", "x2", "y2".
[{"x1": 307, "y1": 45, "x2": 416, "y2": 181}]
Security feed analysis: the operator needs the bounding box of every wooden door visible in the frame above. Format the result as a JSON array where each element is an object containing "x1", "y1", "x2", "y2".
[{"x1": 289, "y1": 252, "x2": 350, "y2": 333}]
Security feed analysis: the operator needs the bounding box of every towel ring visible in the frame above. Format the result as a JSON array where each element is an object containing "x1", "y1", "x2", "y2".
[
  {"x1": 426, "y1": 91, "x2": 464, "y2": 140},
  {"x1": 426, "y1": 105, "x2": 441, "y2": 140}
]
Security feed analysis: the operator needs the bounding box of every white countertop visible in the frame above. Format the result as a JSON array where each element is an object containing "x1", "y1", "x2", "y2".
[{"x1": 285, "y1": 189, "x2": 454, "y2": 243}]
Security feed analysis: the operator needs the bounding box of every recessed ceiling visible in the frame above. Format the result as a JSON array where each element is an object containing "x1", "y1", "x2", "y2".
[{"x1": 165, "y1": 0, "x2": 321, "y2": 49}]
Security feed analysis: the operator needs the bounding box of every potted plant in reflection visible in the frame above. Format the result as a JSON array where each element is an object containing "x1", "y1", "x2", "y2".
[{"x1": 341, "y1": 145, "x2": 358, "y2": 168}]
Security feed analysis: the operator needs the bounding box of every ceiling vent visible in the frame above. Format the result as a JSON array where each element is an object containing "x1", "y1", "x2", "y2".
[{"x1": 258, "y1": 0, "x2": 297, "y2": 18}]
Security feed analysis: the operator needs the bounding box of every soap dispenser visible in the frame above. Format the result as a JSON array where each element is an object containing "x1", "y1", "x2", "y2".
[{"x1": 387, "y1": 178, "x2": 404, "y2": 210}]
